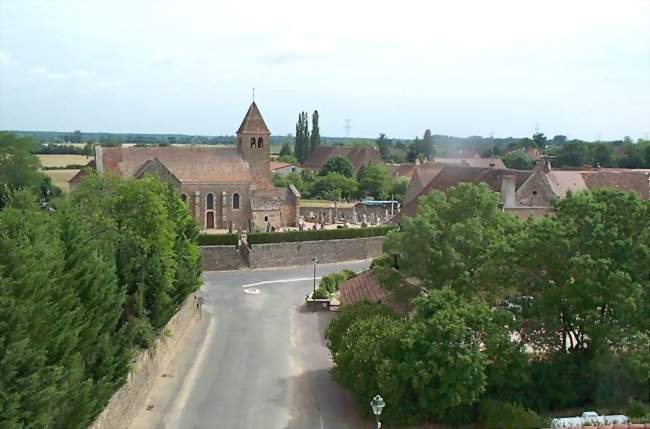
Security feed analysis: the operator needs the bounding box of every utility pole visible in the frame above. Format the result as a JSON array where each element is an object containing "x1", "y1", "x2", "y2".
[{"x1": 344, "y1": 119, "x2": 351, "y2": 139}]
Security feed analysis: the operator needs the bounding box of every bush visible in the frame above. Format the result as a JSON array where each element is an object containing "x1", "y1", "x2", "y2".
[
  {"x1": 198, "y1": 233, "x2": 238, "y2": 246},
  {"x1": 340, "y1": 269, "x2": 357, "y2": 280},
  {"x1": 478, "y1": 400, "x2": 542, "y2": 429},
  {"x1": 628, "y1": 400, "x2": 650, "y2": 419},
  {"x1": 370, "y1": 254, "x2": 394, "y2": 270},
  {"x1": 248, "y1": 226, "x2": 394, "y2": 245},
  {"x1": 312, "y1": 287, "x2": 330, "y2": 299}
]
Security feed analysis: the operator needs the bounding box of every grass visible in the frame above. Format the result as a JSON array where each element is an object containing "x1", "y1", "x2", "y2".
[
  {"x1": 37, "y1": 154, "x2": 90, "y2": 168},
  {"x1": 43, "y1": 169, "x2": 80, "y2": 193}
]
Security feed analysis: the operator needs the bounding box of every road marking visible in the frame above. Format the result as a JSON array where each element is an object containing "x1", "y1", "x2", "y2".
[{"x1": 240, "y1": 277, "x2": 322, "y2": 288}]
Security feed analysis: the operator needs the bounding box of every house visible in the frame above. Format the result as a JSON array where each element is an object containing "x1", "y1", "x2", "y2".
[
  {"x1": 69, "y1": 102, "x2": 300, "y2": 231},
  {"x1": 302, "y1": 146, "x2": 383, "y2": 173},
  {"x1": 503, "y1": 160, "x2": 650, "y2": 218},
  {"x1": 339, "y1": 270, "x2": 413, "y2": 314},
  {"x1": 400, "y1": 159, "x2": 650, "y2": 221},
  {"x1": 387, "y1": 163, "x2": 417, "y2": 179},
  {"x1": 270, "y1": 161, "x2": 302, "y2": 176},
  {"x1": 429, "y1": 157, "x2": 506, "y2": 169}
]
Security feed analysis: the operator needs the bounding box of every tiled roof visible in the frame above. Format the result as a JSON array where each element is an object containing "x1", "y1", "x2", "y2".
[
  {"x1": 339, "y1": 271, "x2": 387, "y2": 306},
  {"x1": 387, "y1": 163, "x2": 417, "y2": 178},
  {"x1": 547, "y1": 171, "x2": 588, "y2": 197},
  {"x1": 401, "y1": 165, "x2": 530, "y2": 217},
  {"x1": 99, "y1": 146, "x2": 253, "y2": 183},
  {"x1": 581, "y1": 169, "x2": 650, "y2": 199},
  {"x1": 236, "y1": 102, "x2": 270, "y2": 135},
  {"x1": 270, "y1": 161, "x2": 294, "y2": 171},
  {"x1": 303, "y1": 146, "x2": 383, "y2": 171},
  {"x1": 431, "y1": 157, "x2": 506, "y2": 169},
  {"x1": 68, "y1": 160, "x2": 96, "y2": 183}
]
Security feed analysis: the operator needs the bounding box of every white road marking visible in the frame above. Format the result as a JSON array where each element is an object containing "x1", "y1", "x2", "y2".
[
  {"x1": 240, "y1": 277, "x2": 322, "y2": 288},
  {"x1": 243, "y1": 288, "x2": 260, "y2": 294}
]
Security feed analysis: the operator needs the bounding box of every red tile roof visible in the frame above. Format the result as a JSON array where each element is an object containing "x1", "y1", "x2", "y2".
[
  {"x1": 68, "y1": 160, "x2": 96, "y2": 183},
  {"x1": 99, "y1": 146, "x2": 253, "y2": 183},
  {"x1": 270, "y1": 161, "x2": 294, "y2": 171},
  {"x1": 339, "y1": 271, "x2": 387, "y2": 306},
  {"x1": 303, "y1": 146, "x2": 383, "y2": 172}
]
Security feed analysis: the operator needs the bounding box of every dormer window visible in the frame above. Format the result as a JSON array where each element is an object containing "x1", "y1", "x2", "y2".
[
  {"x1": 257, "y1": 137, "x2": 263, "y2": 148},
  {"x1": 250, "y1": 137, "x2": 256, "y2": 147}
]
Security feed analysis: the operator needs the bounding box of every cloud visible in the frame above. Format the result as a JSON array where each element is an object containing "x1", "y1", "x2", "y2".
[{"x1": 0, "y1": 50, "x2": 13, "y2": 66}]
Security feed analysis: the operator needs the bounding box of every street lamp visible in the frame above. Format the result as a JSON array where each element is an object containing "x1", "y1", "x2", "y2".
[
  {"x1": 312, "y1": 257, "x2": 318, "y2": 298},
  {"x1": 371, "y1": 394, "x2": 385, "y2": 428}
]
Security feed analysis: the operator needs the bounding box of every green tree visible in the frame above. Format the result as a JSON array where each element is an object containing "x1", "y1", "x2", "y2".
[
  {"x1": 384, "y1": 183, "x2": 520, "y2": 299},
  {"x1": 278, "y1": 142, "x2": 292, "y2": 157},
  {"x1": 0, "y1": 132, "x2": 60, "y2": 209},
  {"x1": 554, "y1": 141, "x2": 589, "y2": 166},
  {"x1": 294, "y1": 112, "x2": 310, "y2": 163},
  {"x1": 532, "y1": 132, "x2": 547, "y2": 148},
  {"x1": 310, "y1": 110, "x2": 320, "y2": 155},
  {"x1": 502, "y1": 150, "x2": 534, "y2": 170},
  {"x1": 358, "y1": 164, "x2": 390, "y2": 199},
  {"x1": 376, "y1": 133, "x2": 391, "y2": 161},
  {"x1": 389, "y1": 176, "x2": 410, "y2": 203},
  {"x1": 311, "y1": 173, "x2": 358, "y2": 200},
  {"x1": 414, "y1": 129, "x2": 435, "y2": 159},
  {"x1": 320, "y1": 156, "x2": 354, "y2": 177},
  {"x1": 591, "y1": 143, "x2": 614, "y2": 167}
]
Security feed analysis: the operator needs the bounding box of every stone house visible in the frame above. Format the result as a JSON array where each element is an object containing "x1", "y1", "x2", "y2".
[
  {"x1": 69, "y1": 102, "x2": 300, "y2": 231},
  {"x1": 270, "y1": 161, "x2": 302, "y2": 177},
  {"x1": 302, "y1": 146, "x2": 383, "y2": 174}
]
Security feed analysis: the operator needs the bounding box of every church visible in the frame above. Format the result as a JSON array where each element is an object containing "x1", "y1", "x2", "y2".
[{"x1": 70, "y1": 102, "x2": 300, "y2": 231}]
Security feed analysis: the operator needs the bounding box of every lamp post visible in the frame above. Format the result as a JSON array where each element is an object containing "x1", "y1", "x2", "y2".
[
  {"x1": 312, "y1": 257, "x2": 318, "y2": 298},
  {"x1": 371, "y1": 394, "x2": 385, "y2": 428}
]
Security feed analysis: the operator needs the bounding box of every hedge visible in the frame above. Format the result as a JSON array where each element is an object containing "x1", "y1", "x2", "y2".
[
  {"x1": 248, "y1": 226, "x2": 394, "y2": 245},
  {"x1": 198, "y1": 233, "x2": 238, "y2": 246}
]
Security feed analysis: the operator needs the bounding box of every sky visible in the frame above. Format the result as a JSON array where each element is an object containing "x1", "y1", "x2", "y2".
[{"x1": 0, "y1": 0, "x2": 649, "y2": 140}]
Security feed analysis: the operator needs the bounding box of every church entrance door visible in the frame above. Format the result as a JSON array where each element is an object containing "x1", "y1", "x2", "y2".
[{"x1": 206, "y1": 211, "x2": 215, "y2": 229}]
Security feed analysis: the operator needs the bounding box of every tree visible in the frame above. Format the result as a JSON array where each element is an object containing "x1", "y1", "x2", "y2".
[
  {"x1": 358, "y1": 164, "x2": 390, "y2": 199},
  {"x1": 532, "y1": 132, "x2": 547, "y2": 148},
  {"x1": 384, "y1": 183, "x2": 520, "y2": 299},
  {"x1": 0, "y1": 132, "x2": 60, "y2": 209},
  {"x1": 311, "y1": 173, "x2": 358, "y2": 200},
  {"x1": 554, "y1": 141, "x2": 589, "y2": 167},
  {"x1": 389, "y1": 177, "x2": 410, "y2": 203},
  {"x1": 591, "y1": 143, "x2": 614, "y2": 167},
  {"x1": 278, "y1": 142, "x2": 292, "y2": 157},
  {"x1": 414, "y1": 129, "x2": 435, "y2": 159},
  {"x1": 502, "y1": 150, "x2": 534, "y2": 170},
  {"x1": 294, "y1": 112, "x2": 310, "y2": 163},
  {"x1": 320, "y1": 156, "x2": 354, "y2": 177},
  {"x1": 551, "y1": 135, "x2": 567, "y2": 145},
  {"x1": 376, "y1": 133, "x2": 391, "y2": 161},
  {"x1": 310, "y1": 110, "x2": 320, "y2": 155}
]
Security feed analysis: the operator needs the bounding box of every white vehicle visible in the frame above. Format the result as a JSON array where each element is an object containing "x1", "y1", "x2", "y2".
[{"x1": 550, "y1": 411, "x2": 628, "y2": 428}]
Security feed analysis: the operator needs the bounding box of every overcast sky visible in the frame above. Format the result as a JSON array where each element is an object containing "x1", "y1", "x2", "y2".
[{"x1": 1, "y1": 0, "x2": 649, "y2": 140}]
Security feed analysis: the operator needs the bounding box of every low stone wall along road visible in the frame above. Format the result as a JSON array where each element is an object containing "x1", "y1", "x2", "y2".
[{"x1": 130, "y1": 260, "x2": 370, "y2": 429}]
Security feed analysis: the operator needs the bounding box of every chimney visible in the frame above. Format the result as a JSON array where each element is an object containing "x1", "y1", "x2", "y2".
[
  {"x1": 534, "y1": 157, "x2": 552, "y2": 173},
  {"x1": 501, "y1": 174, "x2": 516, "y2": 208},
  {"x1": 95, "y1": 145, "x2": 103, "y2": 174}
]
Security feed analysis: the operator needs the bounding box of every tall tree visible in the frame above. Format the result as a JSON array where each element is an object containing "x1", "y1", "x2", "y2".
[
  {"x1": 357, "y1": 164, "x2": 390, "y2": 199},
  {"x1": 295, "y1": 112, "x2": 310, "y2": 163},
  {"x1": 310, "y1": 110, "x2": 321, "y2": 156},
  {"x1": 320, "y1": 156, "x2": 354, "y2": 177},
  {"x1": 376, "y1": 133, "x2": 391, "y2": 161}
]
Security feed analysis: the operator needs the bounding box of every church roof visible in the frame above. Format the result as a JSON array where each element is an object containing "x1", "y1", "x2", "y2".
[
  {"x1": 237, "y1": 102, "x2": 270, "y2": 135},
  {"x1": 99, "y1": 146, "x2": 253, "y2": 183}
]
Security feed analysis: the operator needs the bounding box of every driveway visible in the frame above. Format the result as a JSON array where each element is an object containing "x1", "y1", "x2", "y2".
[{"x1": 131, "y1": 260, "x2": 370, "y2": 429}]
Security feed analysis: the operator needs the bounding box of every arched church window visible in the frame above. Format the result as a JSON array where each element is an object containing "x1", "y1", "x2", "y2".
[
  {"x1": 206, "y1": 193, "x2": 214, "y2": 209},
  {"x1": 257, "y1": 137, "x2": 263, "y2": 148},
  {"x1": 250, "y1": 137, "x2": 256, "y2": 148},
  {"x1": 233, "y1": 193, "x2": 240, "y2": 209}
]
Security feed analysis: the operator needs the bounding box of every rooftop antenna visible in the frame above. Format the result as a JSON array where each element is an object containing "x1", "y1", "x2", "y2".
[
  {"x1": 252, "y1": 87, "x2": 255, "y2": 102},
  {"x1": 534, "y1": 122, "x2": 540, "y2": 135},
  {"x1": 344, "y1": 119, "x2": 351, "y2": 138}
]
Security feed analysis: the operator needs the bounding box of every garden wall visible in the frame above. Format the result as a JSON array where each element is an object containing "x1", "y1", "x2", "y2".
[
  {"x1": 200, "y1": 245, "x2": 243, "y2": 271},
  {"x1": 247, "y1": 236, "x2": 385, "y2": 269},
  {"x1": 88, "y1": 295, "x2": 198, "y2": 429}
]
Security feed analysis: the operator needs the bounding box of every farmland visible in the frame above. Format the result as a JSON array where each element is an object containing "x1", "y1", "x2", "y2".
[
  {"x1": 37, "y1": 154, "x2": 90, "y2": 168},
  {"x1": 43, "y1": 169, "x2": 80, "y2": 192}
]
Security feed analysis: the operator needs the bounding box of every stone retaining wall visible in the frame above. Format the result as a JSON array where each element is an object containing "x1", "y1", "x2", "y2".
[
  {"x1": 88, "y1": 295, "x2": 198, "y2": 429},
  {"x1": 200, "y1": 245, "x2": 242, "y2": 271},
  {"x1": 247, "y1": 236, "x2": 385, "y2": 269}
]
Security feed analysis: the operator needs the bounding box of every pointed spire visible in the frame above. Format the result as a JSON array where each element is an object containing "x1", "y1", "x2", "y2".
[{"x1": 237, "y1": 102, "x2": 270, "y2": 135}]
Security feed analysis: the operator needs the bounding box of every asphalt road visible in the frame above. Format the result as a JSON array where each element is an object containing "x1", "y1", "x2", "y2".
[{"x1": 132, "y1": 260, "x2": 370, "y2": 429}]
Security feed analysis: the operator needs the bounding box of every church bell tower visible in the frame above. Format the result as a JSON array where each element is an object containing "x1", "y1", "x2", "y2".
[{"x1": 236, "y1": 102, "x2": 271, "y2": 178}]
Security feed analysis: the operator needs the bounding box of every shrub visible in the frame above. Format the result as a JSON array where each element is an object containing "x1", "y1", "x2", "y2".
[
  {"x1": 340, "y1": 269, "x2": 357, "y2": 280},
  {"x1": 198, "y1": 233, "x2": 238, "y2": 246},
  {"x1": 248, "y1": 226, "x2": 394, "y2": 245},
  {"x1": 312, "y1": 287, "x2": 330, "y2": 299},
  {"x1": 478, "y1": 400, "x2": 542, "y2": 429},
  {"x1": 628, "y1": 400, "x2": 650, "y2": 419},
  {"x1": 370, "y1": 254, "x2": 394, "y2": 270}
]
